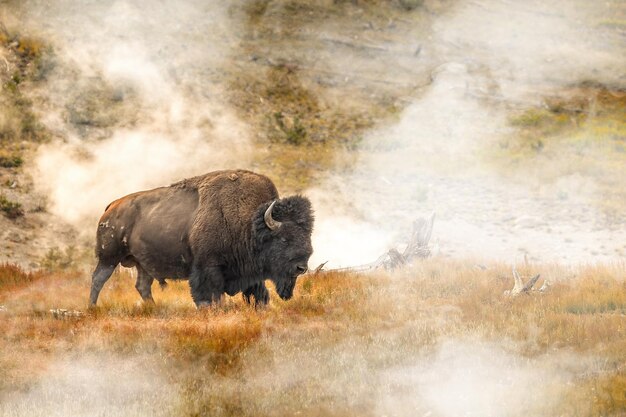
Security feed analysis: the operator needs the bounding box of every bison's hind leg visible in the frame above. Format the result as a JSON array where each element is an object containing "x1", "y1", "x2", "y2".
[
  {"x1": 135, "y1": 265, "x2": 156, "y2": 304},
  {"x1": 89, "y1": 260, "x2": 117, "y2": 307}
]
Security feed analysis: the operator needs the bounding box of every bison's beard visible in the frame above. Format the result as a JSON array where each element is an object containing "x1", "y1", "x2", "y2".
[{"x1": 274, "y1": 277, "x2": 297, "y2": 300}]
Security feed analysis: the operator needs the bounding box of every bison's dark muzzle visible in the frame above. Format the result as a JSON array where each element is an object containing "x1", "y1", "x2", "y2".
[
  {"x1": 276, "y1": 278, "x2": 297, "y2": 300},
  {"x1": 276, "y1": 264, "x2": 308, "y2": 300}
]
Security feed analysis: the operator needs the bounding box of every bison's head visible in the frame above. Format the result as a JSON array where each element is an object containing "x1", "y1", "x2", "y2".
[{"x1": 253, "y1": 196, "x2": 314, "y2": 300}]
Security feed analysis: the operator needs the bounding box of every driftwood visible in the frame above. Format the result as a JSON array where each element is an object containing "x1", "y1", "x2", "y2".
[
  {"x1": 504, "y1": 266, "x2": 545, "y2": 296},
  {"x1": 319, "y1": 36, "x2": 390, "y2": 53},
  {"x1": 310, "y1": 214, "x2": 550, "y2": 298},
  {"x1": 49, "y1": 308, "x2": 85, "y2": 320},
  {"x1": 314, "y1": 213, "x2": 435, "y2": 274}
]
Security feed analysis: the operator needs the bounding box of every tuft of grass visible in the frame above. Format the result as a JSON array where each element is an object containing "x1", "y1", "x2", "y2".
[
  {"x1": 273, "y1": 111, "x2": 307, "y2": 145},
  {"x1": 0, "y1": 194, "x2": 24, "y2": 218},
  {"x1": 398, "y1": 0, "x2": 424, "y2": 11},
  {"x1": 592, "y1": 372, "x2": 626, "y2": 414},
  {"x1": 0, "y1": 153, "x2": 23, "y2": 168},
  {"x1": 558, "y1": 274, "x2": 626, "y2": 315},
  {"x1": 0, "y1": 263, "x2": 41, "y2": 292},
  {"x1": 596, "y1": 19, "x2": 626, "y2": 30},
  {"x1": 40, "y1": 246, "x2": 79, "y2": 271},
  {"x1": 243, "y1": 0, "x2": 271, "y2": 23},
  {"x1": 167, "y1": 314, "x2": 263, "y2": 373},
  {"x1": 507, "y1": 107, "x2": 579, "y2": 149},
  {"x1": 502, "y1": 85, "x2": 625, "y2": 154}
]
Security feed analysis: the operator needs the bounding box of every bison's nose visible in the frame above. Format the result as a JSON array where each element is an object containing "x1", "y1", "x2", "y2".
[{"x1": 296, "y1": 264, "x2": 308, "y2": 274}]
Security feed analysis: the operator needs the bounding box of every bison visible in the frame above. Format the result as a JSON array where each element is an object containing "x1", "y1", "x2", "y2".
[{"x1": 89, "y1": 169, "x2": 314, "y2": 308}]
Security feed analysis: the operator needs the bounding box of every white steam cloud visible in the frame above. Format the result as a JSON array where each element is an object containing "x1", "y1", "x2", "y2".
[
  {"x1": 377, "y1": 340, "x2": 596, "y2": 417},
  {"x1": 0, "y1": 354, "x2": 177, "y2": 417},
  {"x1": 36, "y1": 124, "x2": 248, "y2": 225},
  {"x1": 197, "y1": 334, "x2": 599, "y2": 417},
  {"x1": 7, "y1": 0, "x2": 625, "y2": 262},
  {"x1": 13, "y1": 0, "x2": 251, "y2": 227},
  {"x1": 309, "y1": 0, "x2": 626, "y2": 267}
]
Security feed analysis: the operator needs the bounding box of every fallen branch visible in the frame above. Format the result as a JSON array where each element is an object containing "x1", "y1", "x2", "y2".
[
  {"x1": 319, "y1": 36, "x2": 390, "y2": 53},
  {"x1": 49, "y1": 308, "x2": 85, "y2": 320},
  {"x1": 504, "y1": 266, "x2": 543, "y2": 296},
  {"x1": 314, "y1": 213, "x2": 435, "y2": 274}
]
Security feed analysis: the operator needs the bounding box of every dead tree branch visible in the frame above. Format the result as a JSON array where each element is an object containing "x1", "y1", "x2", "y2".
[
  {"x1": 314, "y1": 213, "x2": 435, "y2": 274},
  {"x1": 504, "y1": 266, "x2": 542, "y2": 296}
]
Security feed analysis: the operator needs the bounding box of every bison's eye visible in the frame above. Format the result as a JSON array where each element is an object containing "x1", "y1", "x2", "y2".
[{"x1": 280, "y1": 237, "x2": 288, "y2": 244}]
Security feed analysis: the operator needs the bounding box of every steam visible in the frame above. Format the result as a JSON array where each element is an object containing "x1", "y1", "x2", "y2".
[
  {"x1": 7, "y1": 0, "x2": 625, "y2": 261},
  {"x1": 377, "y1": 340, "x2": 596, "y2": 417},
  {"x1": 0, "y1": 354, "x2": 177, "y2": 417},
  {"x1": 12, "y1": 0, "x2": 251, "y2": 227},
  {"x1": 190, "y1": 335, "x2": 598, "y2": 417},
  {"x1": 309, "y1": 0, "x2": 626, "y2": 267}
]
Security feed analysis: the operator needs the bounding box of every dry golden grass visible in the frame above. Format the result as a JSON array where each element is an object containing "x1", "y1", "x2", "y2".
[{"x1": 1, "y1": 260, "x2": 625, "y2": 416}]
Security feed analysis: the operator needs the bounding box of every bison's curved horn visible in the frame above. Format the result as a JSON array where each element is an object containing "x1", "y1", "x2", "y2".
[{"x1": 264, "y1": 200, "x2": 282, "y2": 230}]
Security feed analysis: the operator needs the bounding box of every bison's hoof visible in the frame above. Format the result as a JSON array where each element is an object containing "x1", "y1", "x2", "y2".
[{"x1": 196, "y1": 301, "x2": 212, "y2": 309}]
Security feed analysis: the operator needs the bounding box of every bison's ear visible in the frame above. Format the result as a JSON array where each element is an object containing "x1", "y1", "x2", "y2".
[{"x1": 264, "y1": 200, "x2": 282, "y2": 231}]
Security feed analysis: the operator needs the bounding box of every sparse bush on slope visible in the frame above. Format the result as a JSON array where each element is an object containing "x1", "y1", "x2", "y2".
[
  {"x1": 0, "y1": 194, "x2": 23, "y2": 218},
  {"x1": 0, "y1": 153, "x2": 22, "y2": 168}
]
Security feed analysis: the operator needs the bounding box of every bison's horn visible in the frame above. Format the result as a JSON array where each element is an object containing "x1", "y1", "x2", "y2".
[{"x1": 264, "y1": 200, "x2": 282, "y2": 230}]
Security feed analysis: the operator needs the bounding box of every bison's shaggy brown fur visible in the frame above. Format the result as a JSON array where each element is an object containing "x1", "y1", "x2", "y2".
[{"x1": 90, "y1": 170, "x2": 314, "y2": 308}]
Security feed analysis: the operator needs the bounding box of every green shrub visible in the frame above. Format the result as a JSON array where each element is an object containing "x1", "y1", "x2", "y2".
[
  {"x1": 0, "y1": 194, "x2": 23, "y2": 218},
  {"x1": 0, "y1": 154, "x2": 23, "y2": 168},
  {"x1": 274, "y1": 111, "x2": 307, "y2": 145},
  {"x1": 41, "y1": 246, "x2": 78, "y2": 271}
]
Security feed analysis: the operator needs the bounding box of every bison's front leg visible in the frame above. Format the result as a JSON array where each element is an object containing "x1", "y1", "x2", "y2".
[
  {"x1": 189, "y1": 263, "x2": 224, "y2": 308},
  {"x1": 243, "y1": 282, "x2": 269, "y2": 306}
]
